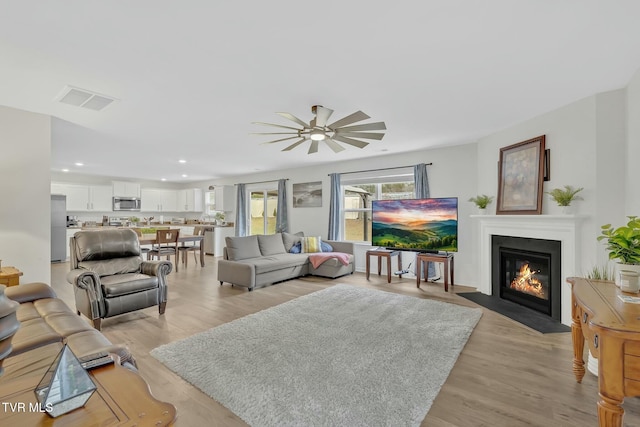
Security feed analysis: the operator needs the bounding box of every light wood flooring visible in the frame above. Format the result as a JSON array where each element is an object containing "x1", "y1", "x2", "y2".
[{"x1": 50, "y1": 257, "x2": 640, "y2": 426}]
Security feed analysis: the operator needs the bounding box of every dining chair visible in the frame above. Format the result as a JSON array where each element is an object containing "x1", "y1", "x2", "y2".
[
  {"x1": 131, "y1": 228, "x2": 151, "y2": 260},
  {"x1": 177, "y1": 227, "x2": 203, "y2": 267},
  {"x1": 148, "y1": 229, "x2": 180, "y2": 272}
]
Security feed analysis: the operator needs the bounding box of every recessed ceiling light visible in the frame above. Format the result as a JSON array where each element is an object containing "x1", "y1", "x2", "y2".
[
  {"x1": 181, "y1": 174, "x2": 188, "y2": 178},
  {"x1": 62, "y1": 169, "x2": 69, "y2": 172},
  {"x1": 178, "y1": 159, "x2": 187, "y2": 164},
  {"x1": 75, "y1": 162, "x2": 84, "y2": 166},
  {"x1": 161, "y1": 178, "x2": 167, "y2": 181}
]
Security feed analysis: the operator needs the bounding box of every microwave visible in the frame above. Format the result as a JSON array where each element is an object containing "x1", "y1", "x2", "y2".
[{"x1": 113, "y1": 197, "x2": 141, "y2": 211}]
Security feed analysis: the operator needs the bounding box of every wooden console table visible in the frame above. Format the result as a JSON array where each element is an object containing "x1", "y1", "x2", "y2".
[
  {"x1": 568, "y1": 277, "x2": 640, "y2": 427},
  {"x1": 0, "y1": 267, "x2": 22, "y2": 287},
  {"x1": 0, "y1": 361, "x2": 176, "y2": 426},
  {"x1": 366, "y1": 249, "x2": 402, "y2": 283},
  {"x1": 416, "y1": 253, "x2": 454, "y2": 291}
]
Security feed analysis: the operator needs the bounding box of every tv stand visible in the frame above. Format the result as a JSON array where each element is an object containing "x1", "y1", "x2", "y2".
[{"x1": 416, "y1": 252, "x2": 454, "y2": 292}]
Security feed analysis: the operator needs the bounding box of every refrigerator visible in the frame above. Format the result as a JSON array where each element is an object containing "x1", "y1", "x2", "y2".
[{"x1": 51, "y1": 194, "x2": 67, "y2": 262}]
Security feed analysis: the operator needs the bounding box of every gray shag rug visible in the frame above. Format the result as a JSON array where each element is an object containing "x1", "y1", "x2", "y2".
[{"x1": 151, "y1": 284, "x2": 482, "y2": 426}]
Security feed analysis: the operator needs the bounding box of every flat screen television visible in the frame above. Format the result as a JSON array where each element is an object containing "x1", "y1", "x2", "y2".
[{"x1": 371, "y1": 197, "x2": 458, "y2": 252}]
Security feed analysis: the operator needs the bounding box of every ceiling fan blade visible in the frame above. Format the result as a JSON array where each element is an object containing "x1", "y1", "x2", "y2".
[
  {"x1": 334, "y1": 122, "x2": 386, "y2": 132},
  {"x1": 276, "y1": 112, "x2": 309, "y2": 128},
  {"x1": 332, "y1": 135, "x2": 370, "y2": 149},
  {"x1": 260, "y1": 136, "x2": 301, "y2": 145},
  {"x1": 251, "y1": 132, "x2": 300, "y2": 135},
  {"x1": 252, "y1": 121, "x2": 302, "y2": 131},
  {"x1": 327, "y1": 111, "x2": 370, "y2": 129},
  {"x1": 333, "y1": 131, "x2": 385, "y2": 140},
  {"x1": 282, "y1": 138, "x2": 308, "y2": 151},
  {"x1": 308, "y1": 140, "x2": 319, "y2": 154},
  {"x1": 324, "y1": 138, "x2": 345, "y2": 153},
  {"x1": 314, "y1": 106, "x2": 334, "y2": 127}
]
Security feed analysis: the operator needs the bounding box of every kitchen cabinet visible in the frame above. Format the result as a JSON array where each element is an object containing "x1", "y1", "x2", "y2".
[
  {"x1": 214, "y1": 185, "x2": 236, "y2": 212},
  {"x1": 112, "y1": 181, "x2": 141, "y2": 198},
  {"x1": 177, "y1": 189, "x2": 203, "y2": 212},
  {"x1": 51, "y1": 183, "x2": 112, "y2": 212},
  {"x1": 141, "y1": 188, "x2": 178, "y2": 212}
]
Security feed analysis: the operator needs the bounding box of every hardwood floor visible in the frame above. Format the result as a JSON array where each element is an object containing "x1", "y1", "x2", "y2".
[{"x1": 50, "y1": 258, "x2": 640, "y2": 426}]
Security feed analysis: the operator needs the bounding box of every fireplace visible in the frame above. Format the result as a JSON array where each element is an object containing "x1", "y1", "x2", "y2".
[{"x1": 491, "y1": 235, "x2": 562, "y2": 322}]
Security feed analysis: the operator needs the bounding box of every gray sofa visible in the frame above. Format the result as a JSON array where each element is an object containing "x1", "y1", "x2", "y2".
[{"x1": 217, "y1": 232, "x2": 355, "y2": 291}]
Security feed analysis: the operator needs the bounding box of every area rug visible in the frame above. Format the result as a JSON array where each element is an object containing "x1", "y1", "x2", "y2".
[
  {"x1": 457, "y1": 292, "x2": 570, "y2": 333},
  {"x1": 151, "y1": 284, "x2": 482, "y2": 426}
]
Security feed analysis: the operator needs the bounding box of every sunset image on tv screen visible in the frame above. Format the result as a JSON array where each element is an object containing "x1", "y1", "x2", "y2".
[{"x1": 371, "y1": 198, "x2": 458, "y2": 252}]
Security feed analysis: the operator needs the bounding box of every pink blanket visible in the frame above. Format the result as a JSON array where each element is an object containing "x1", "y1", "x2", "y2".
[{"x1": 308, "y1": 252, "x2": 351, "y2": 269}]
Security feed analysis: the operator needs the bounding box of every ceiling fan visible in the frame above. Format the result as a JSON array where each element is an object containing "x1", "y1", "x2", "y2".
[{"x1": 252, "y1": 105, "x2": 386, "y2": 154}]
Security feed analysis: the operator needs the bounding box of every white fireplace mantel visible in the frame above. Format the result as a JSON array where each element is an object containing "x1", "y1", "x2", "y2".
[{"x1": 472, "y1": 214, "x2": 586, "y2": 326}]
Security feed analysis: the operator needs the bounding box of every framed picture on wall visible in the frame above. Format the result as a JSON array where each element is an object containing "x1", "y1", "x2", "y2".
[
  {"x1": 293, "y1": 181, "x2": 322, "y2": 207},
  {"x1": 496, "y1": 135, "x2": 546, "y2": 215}
]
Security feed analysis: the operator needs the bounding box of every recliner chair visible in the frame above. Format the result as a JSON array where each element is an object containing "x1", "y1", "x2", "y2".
[{"x1": 67, "y1": 229, "x2": 172, "y2": 330}]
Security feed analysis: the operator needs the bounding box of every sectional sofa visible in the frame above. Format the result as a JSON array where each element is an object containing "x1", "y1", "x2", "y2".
[{"x1": 217, "y1": 232, "x2": 355, "y2": 291}]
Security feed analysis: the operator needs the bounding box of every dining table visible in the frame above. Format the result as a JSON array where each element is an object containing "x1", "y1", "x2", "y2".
[{"x1": 138, "y1": 234, "x2": 205, "y2": 267}]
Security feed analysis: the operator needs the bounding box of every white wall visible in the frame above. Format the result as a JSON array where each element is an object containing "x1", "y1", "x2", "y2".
[
  {"x1": 0, "y1": 106, "x2": 51, "y2": 284},
  {"x1": 627, "y1": 67, "x2": 640, "y2": 214}
]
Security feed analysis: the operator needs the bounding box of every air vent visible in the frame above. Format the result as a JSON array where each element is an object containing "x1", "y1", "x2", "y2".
[{"x1": 55, "y1": 86, "x2": 117, "y2": 111}]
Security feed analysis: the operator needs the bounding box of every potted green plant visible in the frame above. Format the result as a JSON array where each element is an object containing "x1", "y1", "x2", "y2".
[
  {"x1": 597, "y1": 216, "x2": 640, "y2": 285},
  {"x1": 468, "y1": 195, "x2": 493, "y2": 214},
  {"x1": 546, "y1": 185, "x2": 583, "y2": 213},
  {"x1": 214, "y1": 211, "x2": 225, "y2": 225}
]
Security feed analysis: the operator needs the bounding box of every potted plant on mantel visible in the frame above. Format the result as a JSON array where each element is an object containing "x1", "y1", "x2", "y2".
[
  {"x1": 597, "y1": 216, "x2": 640, "y2": 285},
  {"x1": 546, "y1": 185, "x2": 583, "y2": 214},
  {"x1": 468, "y1": 195, "x2": 493, "y2": 214}
]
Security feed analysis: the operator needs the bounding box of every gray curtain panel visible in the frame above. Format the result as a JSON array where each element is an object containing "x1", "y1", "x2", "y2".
[
  {"x1": 414, "y1": 163, "x2": 437, "y2": 279},
  {"x1": 328, "y1": 173, "x2": 341, "y2": 240},
  {"x1": 276, "y1": 179, "x2": 289, "y2": 233},
  {"x1": 235, "y1": 183, "x2": 247, "y2": 237}
]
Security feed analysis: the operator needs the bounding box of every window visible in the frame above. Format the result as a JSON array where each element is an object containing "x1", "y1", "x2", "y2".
[
  {"x1": 204, "y1": 191, "x2": 216, "y2": 216},
  {"x1": 249, "y1": 189, "x2": 279, "y2": 235},
  {"x1": 343, "y1": 179, "x2": 414, "y2": 242}
]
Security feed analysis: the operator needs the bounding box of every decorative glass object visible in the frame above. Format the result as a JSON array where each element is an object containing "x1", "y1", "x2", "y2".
[{"x1": 34, "y1": 345, "x2": 96, "y2": 417}]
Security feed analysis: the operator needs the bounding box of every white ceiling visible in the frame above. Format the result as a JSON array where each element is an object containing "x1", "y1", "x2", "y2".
[{"x1": 1, "y1": 1, "x2": 640, "y2": 183}]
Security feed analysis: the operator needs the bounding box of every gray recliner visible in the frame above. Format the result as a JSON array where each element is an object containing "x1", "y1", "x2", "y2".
[{"x1": 67, "y1": 229, "x2": 172, "y2": 330}]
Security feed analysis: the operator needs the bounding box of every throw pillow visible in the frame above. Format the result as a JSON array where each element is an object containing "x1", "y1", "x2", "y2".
[
  {"x1": 282, "y1": 231, "x2": 304, "y2": 252},
  {"x1": 301, "y1": 236, "x2": 323, "y2": 253},
  {"x1": 321, "y1": 241, "x2": 333, "y2": 252},
  {"x1": 289, "y1": 242, "x2": 302, "y2": 253}
]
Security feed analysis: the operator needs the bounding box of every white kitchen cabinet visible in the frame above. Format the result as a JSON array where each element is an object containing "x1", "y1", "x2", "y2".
[
  {"x1": 112, "y1": 181, "x2": 141, "y2": 198},
  {"x1": 177, "y1": 189, "x2": 203, "y2": 212},
  {"x1": 214, "y1": 185, "x2": 236, "y2": 212},
  {"x1": 141, "y1": 188, "x2": 178, "y2": 212},
  {"x1": 51, "y1": 183, "x2": 112, "y2": 212}
]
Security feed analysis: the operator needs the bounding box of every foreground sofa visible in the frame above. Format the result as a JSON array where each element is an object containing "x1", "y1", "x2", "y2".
[
  {"x1": 217, "y1": 232, "x2": 355, "y2": 291},
  {"x1": 67, "y1": 229, "x2": 172, "y2": 330},
  {"x1": 2, "y1": 282, "x2": 137, "y2": 378}
]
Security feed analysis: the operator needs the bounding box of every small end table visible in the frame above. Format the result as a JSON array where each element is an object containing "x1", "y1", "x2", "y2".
[
  {"x1": 366, "y1": 249, "x2": 402, "y2": 283},
  {"x1": 416, "y1": 253, "x2": 454, "y2": 291},
  {"x1": 0, "y1": 267, "x2": 22, "y2": 287}
]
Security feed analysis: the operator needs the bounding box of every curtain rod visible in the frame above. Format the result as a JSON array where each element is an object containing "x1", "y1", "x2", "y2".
[
  {"x1": 328, "y1": 163, "x2": 432, "y2": 176},
  {"x1": 234, "y1": 178, "x2": 289, "y2": 186}
]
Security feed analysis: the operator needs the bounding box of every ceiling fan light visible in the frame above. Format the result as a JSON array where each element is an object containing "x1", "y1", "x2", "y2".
[{"x1": 310, "y1": 129, "x2": 326, "y2": 141}]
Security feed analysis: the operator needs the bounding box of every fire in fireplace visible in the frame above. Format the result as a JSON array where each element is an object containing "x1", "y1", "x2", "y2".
[
  {"x1": 510, "y1": 263, "x2": 545, "y2": 298},
  {"x1": 492, "y1": 235, "x2": 561, "y2": 321}
]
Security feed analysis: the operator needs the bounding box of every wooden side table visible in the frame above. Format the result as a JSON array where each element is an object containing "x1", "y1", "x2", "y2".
[
  {"x1": 416, "y1": 253, "x2": 454, "y2": 291},
  {"x1": 0, "y1": 267, "x2": 23, "y2": 287},
  {"x1": 366, "y1": 249, "x2": 402, "y2": 283}
]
